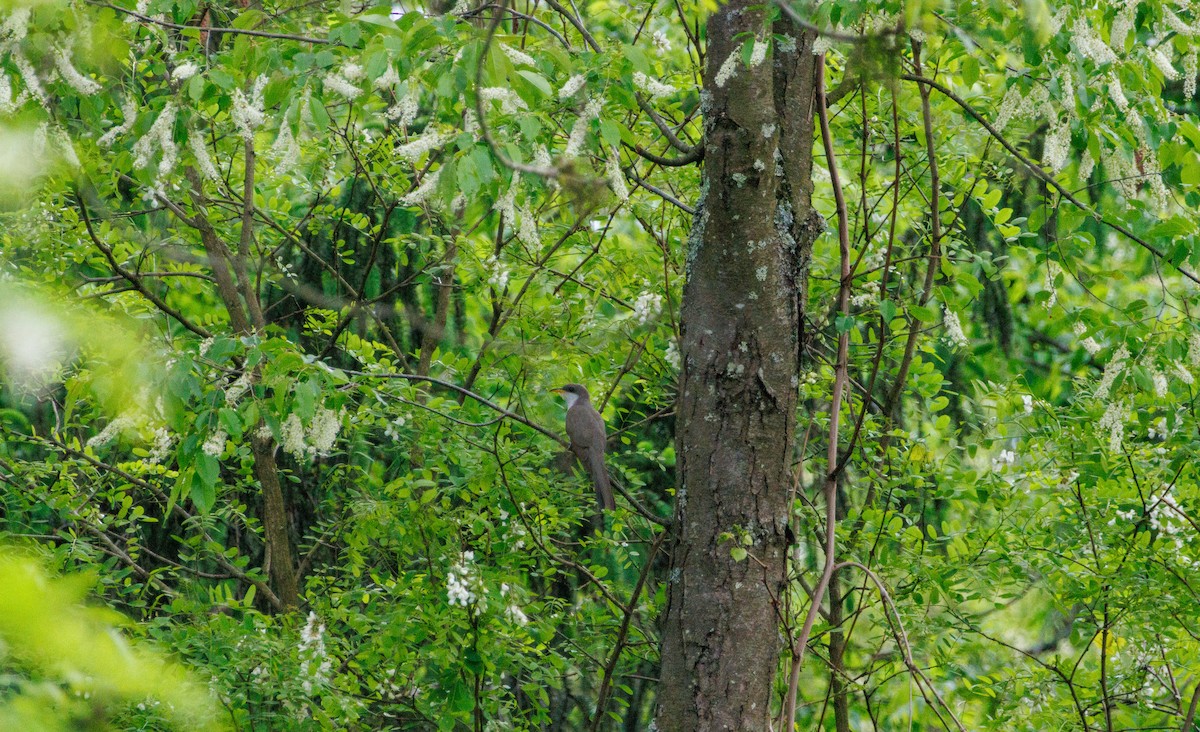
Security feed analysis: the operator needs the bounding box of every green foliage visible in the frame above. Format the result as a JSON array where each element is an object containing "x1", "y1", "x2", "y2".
[
  {"x1": 2, "y1": 0, "x2": 1200, "y2": 728},
  {"x1": 0, "y1": 552, "x2": 224, "y2": 730}
]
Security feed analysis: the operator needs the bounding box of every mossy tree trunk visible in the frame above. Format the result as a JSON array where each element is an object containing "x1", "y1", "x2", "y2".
[{"x1": 656, "y1": 4, "x2": 820, "y2": 729}]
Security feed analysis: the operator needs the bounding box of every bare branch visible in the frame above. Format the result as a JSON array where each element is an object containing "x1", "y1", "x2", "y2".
[
  {"x1": 88, "y1": 1, "x2": 335, "y2": 44},
  {"x1": 76, "y1": 195, "x2": 212, "y2": 339}
]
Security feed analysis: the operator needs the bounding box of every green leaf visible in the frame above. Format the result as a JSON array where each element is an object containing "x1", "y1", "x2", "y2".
[
  {"x1": 196, "y1": 452, "x2": 219, "y2": 488},
  {"x1": 600, "y1": 119, "x2": 622, "y2": 149},
  {"x1": 961, "y1": 56, "x2": 980, "y2": 86},
  {"x1": 909, "y1": 304, "x2": 938, "y2": 323},
  {"x1": 879, "y1": 299, "x2": 897, "y2": 322},
  {"x1": 190, "y1": 475, "x2": 216, "y2": 514},
  {"x1": 218, "y1": 408, "x2": 243, "y2": 439},
  {"x1": 516, "y1": 69, "x2": 552, "y2": 97},
  {"x1": 187, "y1": 74, "x2": 205, "y2": 102}
]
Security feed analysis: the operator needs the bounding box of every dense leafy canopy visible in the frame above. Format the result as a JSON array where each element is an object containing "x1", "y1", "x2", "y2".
[{"x1": 2, "y1": 0, "x2": 1200, "y2": 729}]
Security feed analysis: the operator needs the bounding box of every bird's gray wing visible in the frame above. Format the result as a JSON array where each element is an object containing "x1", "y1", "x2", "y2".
[{"x1": 566, "y1": 404, "x2": 614, "y2": 511}]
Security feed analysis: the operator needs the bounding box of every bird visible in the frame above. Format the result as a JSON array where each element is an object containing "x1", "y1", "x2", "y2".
[{"x1": 551, "y1": 383, "x2": 616, "y2": 512}]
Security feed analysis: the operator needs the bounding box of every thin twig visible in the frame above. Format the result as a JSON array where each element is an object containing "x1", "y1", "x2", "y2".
[
  {"x1": 902, "y1": 73, "x2": 1200, "y2": 287},
  {"x1": 787, "y1": 52, "x2": 850, "y2": 731},
  {"x1": 76, "y1": 195, "x2": 212, "y2": 338},
  {"x1": 89, "y1": 1, "x2": 335, "y2": 44}
]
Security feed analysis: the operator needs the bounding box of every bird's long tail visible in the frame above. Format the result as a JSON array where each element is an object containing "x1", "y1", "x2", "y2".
[{"x1": 588, "y1": 450, "x2": 616, "y2": 512}]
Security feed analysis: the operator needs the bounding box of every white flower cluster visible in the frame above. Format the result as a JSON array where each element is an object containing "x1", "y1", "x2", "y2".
[
  {"x1": 748, "y1": 39, "x2": 768, "y2": 67},
  {"x1": 36, "y1": 123, "x2": 80, "y2": 169},
  {"x1": 1109, "y1": 0, "x2": 1139, "y2": 52},
  {"x1": 1, "y1": 7, "x2": 30, "y2": 41},
  {"x1": 851, "y1": 279, "x2": 880, "y2": 308},
  {"x1": 499, "y1": 583, "x2": 527, "y2": 625},
  {"x1": 1186, "y1": 51, "x2": 1198, "y2": 101},
  {"x1": 1174, "y1": 360, "x2": 1195, "y2": 385},
  {"x1": 310, "y1": 407, "x2": 341, "y2": 455},
  {"x1": 559, "y1": 74, "x2": 586, "y2": 99},
  {"x1": 1149, "y1": 365, "x2": 1168, "y2": 397},
  {"x1": 386, "y1": 89, "x2": 419, "y2": 126},
  {"x1": 231, "y1": 76, "x2": 267, "y2": 140},
  {"x1": 605, "y1": 147, "x2": 629, "y2": 201},
  {"x1": 564, "y1": 98, "x2": 602, "y2": 159},
  {"x1": 993, "y1": 82, "x2": 1049, "y2": 133},
  {"x1": 54, "y1": 47, "x2": 101, "y2": 95},
  {"x1": 374, "y1": 65, "x2": 400, "y2": 90},
  {"x1": 324, "y1": 65, "x2": 363, "y2": 100},
  {"x1": 1098, "y1": 399, "x2": 1127, "y2": 452},
  {"x1": 811, "y1": 34, "x2": 834, "y2": 57},
  {"x1": 224, "y1": 372, "x2": 253, "y2": 406},
  {"x1": 147, "y1": 427, "x2": 174, "y2": 464},
  {"x1": 1148, "y1": 416, "x2": 1168, "y2": 440},
  {"x1": 1095, "y1": 344, "x2": 1130, "y2": 400},
  {"x1": 131, "y1": 102, "x2": 177, "y2": 182},
  {"x1": 173, "y1": 61, "x2": 201, "y2": 82},
  {"x1": 0, "y1": 76, "x2": 18, "y2": 114},
  {"x1": 494, "y1": 183, "x2": 538, "y2": 245},
  {"x1": 201, "y1": 429, "x2": 226, "y2": 457},
  {"x1": 394, "y1": 128, "x2": 453, "y2": 163},
  {"x1": 714, "y1": 49, "x2": 740, "y2": 88},
  {"x1": 86, "y1": 414, "x2": 135, "y2": 448},
  {"x1": 1043, "y1": 116, "x2": 1072, "y2": 173},
  {"x1": 447, "y1": 551, "x2": 485, "y2": 610},
  {"x1": 652, "y1": 30, "x2": 671, "y2": 53},
  {"x1": 280, "y1": 406, "x2": 343, "y2": 459},
  {"x1": 1078, "y1": 150, "x2": 1096, "y2": 182},
  {"x1": 1164, "y1": 9, "x2": 1200, "y2": 37},
  {"x1": 1044, "y1": 260, "x2": 1062, "y2": 308},
  {"x1": 664, "y1": 339, "x2": 680, "y2": 370},
  {"x1": 942, "y1": 307, "x2": 969, "y2": 349},
  {"x1": 1, "y1": 11, "x2": 47, "y2": 108},
  {"x1": 189, "y1": 128, "x2": 221, "y2": 181},
  {"x1": 400, "y1": 168, "x2": 441, "y2": 206},
  {"x1": 633, "y1": 71, "x2": 676, "y2": 99},
  {"x1": 1074, "y1": 322, "x2": 1101, "y2": 355},
  {"x1": 992, "y1": 448, "x2": 1016, "y2": 468},
  {"x1": 382, "y1": 413, "x2": 407, "y2": 441},
  {"x1": 1133, "y1": 118, "x2": 1170, "y2": 206},
  {"x1": 281, "y1": 414, "x2": 305, "y2": 456},
  {"x1": 270, "y1": 120, "x2": 301, "y2": 174},
  {"x1": 14, "y1": 48, "x2": 45, "y2": 104},
  {"x1": 1102, "y1": 147, "x2": 1140, "y2": 200},
  {"x1": 1070, "y1": 18, "x2": 1119, "y2": 65},
  {"x1": 1150, "y1": 47, "x2": 1179, "y2": 80},
  {"x1": 479, "y1": 87, "x2": 527, "y2": 114},
  {"x1": 298, "y1": 612, "x2": 333, "y2": 696},
  {"x1": 485, "y1": 254, "x2": 509, "y2": 290},
  {"x1": 500, "y1": 43, "x2": 535, "y2": 67},
  {"x1": 1106, "y1": 72, "x2": 1129, "y2": 114},
  {"x1": 633, "y1": 292, "x2": 662, "y2": 325},
  {"x1": 1149, "y1": 492, "x2": 1188, "y2": 555},
  {"x1": 1111, "y1": 492, "x2": 1189, "y2": 556}
]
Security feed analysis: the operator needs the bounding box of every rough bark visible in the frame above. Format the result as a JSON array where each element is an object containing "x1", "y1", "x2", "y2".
[
  {"x1": 251, "y1": 433, "x2": 300, "y2": 608},
  {"x1": 188, "y1": 167, "x2": 301, "y2": 610},
  {"x1": 656, "y1": 5, "x2": 819, "y2": 729}
]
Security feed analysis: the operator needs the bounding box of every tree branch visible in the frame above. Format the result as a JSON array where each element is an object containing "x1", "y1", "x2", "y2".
[{"x1": 902, "y1": 73, "x2": 1200, "y2": 287}]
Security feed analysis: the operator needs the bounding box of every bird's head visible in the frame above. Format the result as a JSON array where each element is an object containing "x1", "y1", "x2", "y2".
[{"x1": 551, "y1": 383, "x2": 590, "y2": 408}]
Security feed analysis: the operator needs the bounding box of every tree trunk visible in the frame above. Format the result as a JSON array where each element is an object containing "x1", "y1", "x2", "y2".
[{"x1": 656, "y1": 5, "x2": 819, "y2": 729}]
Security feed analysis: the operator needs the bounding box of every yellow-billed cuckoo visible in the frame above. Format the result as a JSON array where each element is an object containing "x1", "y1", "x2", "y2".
[{"x1": 551, "y1": 384, "x2": 616, "y2": 512}]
